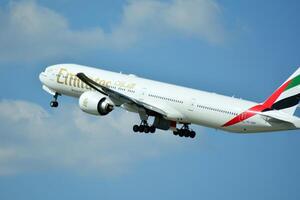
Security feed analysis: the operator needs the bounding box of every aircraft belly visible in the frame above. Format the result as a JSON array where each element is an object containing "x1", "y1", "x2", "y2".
[{"x1": 222, "y1": 114, "x2": 296, "y2": 133}]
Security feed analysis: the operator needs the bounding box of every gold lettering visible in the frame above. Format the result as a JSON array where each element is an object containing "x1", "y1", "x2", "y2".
[
  {"x1": 68, "y1": 74, "x2": 74, "y2": 86},
  {"x1": 57, "y1": 70, "x2": 136, "y2": 91},
  {"x1": 85, "y1": 82, "x2": 90, "y2": 89},
  {"x1": 73, "y1": 76, "x2": 79, "y2": 88},
  {"x1": 113, "y1": 81, "x2": 136, "y2": 89},
  {"x1": 99, "y1": 80, "x2": 106, "y2": 86},
  {"x1": 76, "y1": 77, "x2": 81, "y2": 88},
  {"x1": 127, "y1": 83, "x2": 136, "y2": 89},
  {"x1": 106, "y1": 81, "x2": 112, "y2": 87},
  {"x1": 80, "y1": 80, "x2": 84, "y2": 89},
  {"x1": 115, "y1": 81, "x2": 121, "y2": 87},
  {"x1": 95, "y1": 78, "x2": 100, "y2": 84},
  {"x1": 57, "y1": 68, "x2": 68, "y2": 84},
  {"x1": 68, "y1": 73, "x2": 80, "y2": 88},
  {"x1": 64, "y1": 73, "x2": 68, "y2": 85}
]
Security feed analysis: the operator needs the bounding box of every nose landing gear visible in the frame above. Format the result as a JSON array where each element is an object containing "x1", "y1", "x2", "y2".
[{"x1": 50, "y1": 93, "x2": 60, "y2": 108}]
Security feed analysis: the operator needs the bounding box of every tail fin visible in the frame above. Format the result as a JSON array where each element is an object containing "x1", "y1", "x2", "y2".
[{"x1": 263, "y1": 67, "x2": 300, "y2": 115}]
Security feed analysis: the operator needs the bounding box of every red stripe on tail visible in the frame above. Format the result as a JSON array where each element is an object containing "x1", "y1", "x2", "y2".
[{"x1": 222, "y1": 80, "x2": 291, "y2": 127}]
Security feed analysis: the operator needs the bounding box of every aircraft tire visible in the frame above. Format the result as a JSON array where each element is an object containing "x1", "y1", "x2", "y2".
[
  {"x1": 190, "y1": 131, "x2": 196, "y2": 138},
  {"x1": 144, "y1": 126, "x2": 150, "y2": 133},
  {"x1": 150, "y1": 126, "x2": 156, "y2": 133},
  {"x1": 133, "y1": 125, "x2": 139, "y2": 132},
  {"x1": 50, "y1": 101, "x2": 58, "y2": 108},
  {"x1": 138, "y1": 125, "x2": 145, "y2": 133}
]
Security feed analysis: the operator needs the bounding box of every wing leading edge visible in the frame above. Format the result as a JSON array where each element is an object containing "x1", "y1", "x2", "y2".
[{"x1": 76, "y1": 73, "x2": 168, "y2": 117}]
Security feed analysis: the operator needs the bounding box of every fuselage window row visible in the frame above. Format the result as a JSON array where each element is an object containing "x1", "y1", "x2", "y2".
[
  {"x1": 197, "y1": 105, "x2": 238, "y2": 116},
  {"x1": 148, "y1": 94, "x2": 183, "y2": 104}
]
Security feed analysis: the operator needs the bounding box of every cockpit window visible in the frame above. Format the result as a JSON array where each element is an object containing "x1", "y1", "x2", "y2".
[{"x1": 45, "y1": 67, "x2": 54, "y2": 73}]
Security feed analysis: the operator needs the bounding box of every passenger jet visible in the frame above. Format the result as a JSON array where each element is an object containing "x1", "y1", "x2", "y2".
[{"x1": 39, "y1": 64, "x2": 300, "y2": 138}]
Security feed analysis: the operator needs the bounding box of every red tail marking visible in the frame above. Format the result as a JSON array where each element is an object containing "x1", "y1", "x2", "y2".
[
  {"x1": 222, "y1": 79, "x2": 292, "y2": 127},
  {"x1": 263, "y1": 80, "x2": 291, "y2": 107}
]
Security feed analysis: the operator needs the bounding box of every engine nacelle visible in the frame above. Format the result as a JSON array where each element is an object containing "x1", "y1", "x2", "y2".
[{"x1": 79, "y1": 91, "x2": 114, "y2": 116}]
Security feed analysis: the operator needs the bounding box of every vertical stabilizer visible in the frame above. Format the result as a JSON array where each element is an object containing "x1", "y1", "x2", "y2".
[
  {"x1": 263, "y1": 67, "x2": 300, "y2": 115},
  {"x1": 263, "y1": 68, "x2": 300, "y2": 115}
]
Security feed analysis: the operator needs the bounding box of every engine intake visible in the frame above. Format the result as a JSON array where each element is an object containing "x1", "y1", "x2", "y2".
[{"x1": 79, "y1": 91, "x2": 114, "y2": 116}]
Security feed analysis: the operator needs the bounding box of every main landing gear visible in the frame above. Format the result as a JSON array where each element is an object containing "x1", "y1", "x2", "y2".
[
  {"x1": 173, "y1": 124, "x2": 196, "y2": 138},
  {"x1": 50, "y1": 93, "x2": 60, "y2": 108},
  {"x1": 133, "y1": 109, "x2": 156, "y2": 134},
  {"x1": 133, "y1": 120, "x2": 156, "y2": 134}
]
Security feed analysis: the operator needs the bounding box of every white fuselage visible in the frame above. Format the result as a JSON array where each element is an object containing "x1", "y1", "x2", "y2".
[{"x1": 39, "y1": 64, "x2": 299, "y2": 133}]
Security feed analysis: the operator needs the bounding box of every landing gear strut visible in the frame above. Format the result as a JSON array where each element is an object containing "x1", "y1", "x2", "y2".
[
  {"x1": 173, "y1": 124, "x2": 196, "y2": 138},
  {"x1": 133, "y1": 120, "x2": 156, "y2": 134},
  {"x1": 133, "y1": 110, "x2": 156, "y2": 134},
  {"x1": 50, "y1": 93, "x2": 60, "y2": 108}
]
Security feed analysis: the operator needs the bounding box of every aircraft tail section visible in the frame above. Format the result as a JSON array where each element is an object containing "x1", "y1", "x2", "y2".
[{"x1": 263, "y1": 67, "x2": 300, "y2": 115}]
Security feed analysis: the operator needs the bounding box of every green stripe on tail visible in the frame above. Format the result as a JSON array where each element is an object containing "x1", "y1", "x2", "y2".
[{"x1": 285, "y1": 75, "x2": 300, "y2": 91}]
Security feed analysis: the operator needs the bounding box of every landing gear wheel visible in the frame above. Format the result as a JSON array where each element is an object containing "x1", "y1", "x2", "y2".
[
  {"x1": 133, "y1": 125, "x2": 139, "y2": 132},
  {"x1": 174, "y1": 124, "x2": 196, "y2": 139},
  {"x1": 132, "y1": 117, "x2": 157, "y2": 134},
  {"x1": 144, "y1": 126, "x2": 150, "y2": 133},
  {"x1": 190, "y1": 131, "x2": 196, "y2": 138},
  {"x1": 184, "y1": 130, "x2": 190, "y2": 137},
  {"x1": 50, "y1": 101, "x2": 58, "y2": 108},
  {"x1": 178, "y1": 131, "x2": 184, "y2": 137},
  {"x1": 50, "y1": 93, "x2": 60, "y2": 108},
  {"x1": 138, "y1": 125, "x2": 145, "y2": 133},
  {"x1": 149, "y1": 126, "x2": 156, "y2": 133}
]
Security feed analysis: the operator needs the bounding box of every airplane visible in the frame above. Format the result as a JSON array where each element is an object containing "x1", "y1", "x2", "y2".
[{"x1": 39, "y1": 64, "x2": 300, "y2": 138}]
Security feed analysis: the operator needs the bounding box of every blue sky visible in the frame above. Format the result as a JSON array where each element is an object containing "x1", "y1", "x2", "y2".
[{"x1": 0, "y1": 0, "x2": 300, "y2": 199}]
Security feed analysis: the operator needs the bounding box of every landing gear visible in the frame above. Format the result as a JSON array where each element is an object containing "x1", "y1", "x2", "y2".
[
  {"x1": 133, "y1": 109, "x2": 156, "y2": 134},
  {"x1": 173, "y1": 124, "x2": 196, "y2": 138},
  {"x1": 50, "y1": 93, "x2": 60, "y2": 108},
  {"x1": 133, "y1": 120, "x2": 156, "y2": 134},
  {"x1": 133, "y1": 125, "x2": 139, "y2": 132},
  {"x1": 50, "y1": 101, "x2": 58, "y2": 108}
]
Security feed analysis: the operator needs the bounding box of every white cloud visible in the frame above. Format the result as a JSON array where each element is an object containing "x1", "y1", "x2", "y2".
[
  {"x1": 0, "y1": 1, "x2": 105, "y2": 63},
  {"x1": 112, "y1": 0, "x2": 225, "y2": 47},
  {"x1": 0, "y1": 0, "x2": 225, "y2": 63},
  {"x1": 0, "y1": 99, "x2": 184, "y2": 176}
]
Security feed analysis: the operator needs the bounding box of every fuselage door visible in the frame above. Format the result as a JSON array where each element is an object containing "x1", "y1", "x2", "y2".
[
  {"x1": 138, "y1": 87, "x2": 148, "y2": 101},
  {"x1": 188, "y1": 98, "x2": 196, "y2": 112}
]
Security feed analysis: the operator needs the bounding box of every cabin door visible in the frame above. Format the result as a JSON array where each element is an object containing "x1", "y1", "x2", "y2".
[{"x1": 188, "y1": 98, "x2": 196, "y2": 111}]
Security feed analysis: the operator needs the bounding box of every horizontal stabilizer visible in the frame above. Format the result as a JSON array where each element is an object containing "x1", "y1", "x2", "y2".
[{"x1": 259, "y1": 110, "x2": 299, "y2": 126}]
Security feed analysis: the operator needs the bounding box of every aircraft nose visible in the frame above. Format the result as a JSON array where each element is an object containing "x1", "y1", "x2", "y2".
[{"x1": 39, "y1": 71, "x2": 47, "y2": 84}]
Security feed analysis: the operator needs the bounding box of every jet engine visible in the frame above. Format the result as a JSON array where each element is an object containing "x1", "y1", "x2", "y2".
[{"x1": 79, "y1": 91, "x2": 114, "y2": 116}]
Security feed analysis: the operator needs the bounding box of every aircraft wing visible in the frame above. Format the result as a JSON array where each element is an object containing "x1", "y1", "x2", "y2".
[{"x1": 76, "y1": 73, "x2": 168, "y2": 117}]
